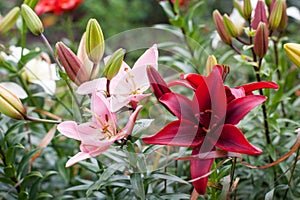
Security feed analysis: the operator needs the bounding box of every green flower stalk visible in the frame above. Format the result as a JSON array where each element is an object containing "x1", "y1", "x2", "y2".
[
  {"x1": 0, "y1": 85, "x2": 27, "y2": 120},
  {"x1": 269, "y1": 0, "x2": 284, "y2": 30},
  {"x1": 213, "y1": 10, "x2": 232, "y2": 45},
  {"x1": 56, "y1": 42, "x2": 89, "y2": 85},
  {"x1": 85, "y1": 18, "x2": 105, "y2": 65},
  {"x1": 104, "y1": 48, "x2": 125, "y2": 80},
  {"x1": 0, "y1": 7, "x2": 20, "y2": 34},
  {"x1": 284, "y1": 43, "x2": 300, "y2": 68},
  {"x1": 21, "y1": 4, "x2": 44, "y2": 35},
  {"x1": 23, "y1": 0, "x2": 39, "y2": 9},
  {"x1": 243, "y1": 0, "x2": 252, "y2": 20},
  {"x1": 254, "y1": 22, "x2": 269, "y2": 58}
]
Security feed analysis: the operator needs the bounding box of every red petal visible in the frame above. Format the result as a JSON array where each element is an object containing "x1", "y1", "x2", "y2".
[
  {"x1": 184, "y1": 73, "x2": 205, "y2": 90},
  {"x1": 147, "y1": 66, "x2": 171, "y2": 99},
  {"x1": 215, "y1": 124, "x2": 262, "y2": 155},
  {"x1": 142, "y1": 120, "x2": 203, "y2": 147},
  {"x1": 237, "y1": 81, "x2": 278, "y2": 94},
  {"x1": 159, "y1": 93, "x2": 196, "y2": 122},
  {"x1": 193, "y1": 67, "x2": 226, "y2": 122},
  {"x1": 226, "y1": 95, "x2": 267, "y2": 125},
  {"x1": 190, "y1": 147, "x2": 214, "y2": 194}
]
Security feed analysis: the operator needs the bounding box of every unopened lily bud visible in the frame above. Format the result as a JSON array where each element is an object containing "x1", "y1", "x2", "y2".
[
  {"x1": 0, "y1": 7, "x2": 20, "y2": 34},
  {"x1": 104, "y1": 48, "x2": 125, "y2": 80},
  {"x1": 254, "y1": 22, "x2": 269, "y2": 58},
  {"x1": 56, "y1": 42, "x2": 89, "y2": 85},
  {"x1": 278, "y1": 0, "x2": 287, "y2": 31},
  {"x1": 284, "y1": 43, "x2": 300, "y2": 68},
  {"x1": 213, "y1": 10, "x2": 232, "y2": 45},
  {"x1": 0, "y1": 85, "x2": 27, "y2": 120},
  {"x1": 233, "y1": 0, "x2": 244, "y2": 18},
  {"x1": 265, "y1": 0, "x2": 272, "y2": 6},
  {"x1": 206, "y1": 55, "x2": 218, "y2": 76},
  {"x1": 269, "y1": 0, "x2": 283, "y2": 30},
  {"x1": 243, "y1": 0, "x2": 252, "y2": 20},
  {"x1": 21, "y1": 4, "x2": 43, "y2": 35},
  {"x1": 147, "y1": 66, "x2": 171, "y2": 100},
  {"x1": 85, "y1": 19, "x2": 105, "y2": 65},
  {"x1": 23, "y1": 0, "x2": 39, "y2": 9},
  {"x1": 223, "y1": 14, "x2": 239, "y2": 37},
  {"x1": 251, "y1": 0, "x2": 268, "y2": 29}
]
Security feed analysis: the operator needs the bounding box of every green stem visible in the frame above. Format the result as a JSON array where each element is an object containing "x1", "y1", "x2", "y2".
[
  {"x1": 283, "y1": 147, "x2": 300, "y2": 199},
  {"x1": 40, "y1": 33, "x2": 82, "y2": 116},
  {"x1": 230, "y1": 157, "x2": 237, "y2": 189}
]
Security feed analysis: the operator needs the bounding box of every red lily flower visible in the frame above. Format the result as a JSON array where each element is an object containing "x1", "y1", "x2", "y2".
[
  {"x1": 35, "y1": 0, "x2": 83, "y2": 15},
  {"x1": 143, "y1": 66, "x2": 278, "y2": 194}
]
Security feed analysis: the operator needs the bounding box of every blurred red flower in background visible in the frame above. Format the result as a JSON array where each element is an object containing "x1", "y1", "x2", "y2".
[{"x1": 35, "y1": 0, "x2": 83, "y2": 15}]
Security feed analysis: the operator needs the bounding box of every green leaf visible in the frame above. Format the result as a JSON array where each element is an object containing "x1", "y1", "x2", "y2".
[
  {"x1": 149, "y1": 172, "x2": 189, "y2": 184},
  {"x1": 126, "y1": 141, "x2": 138, "y2": 168},
  {"x1": 170, "y1": 15, "x2": 185, "y2": 28},
  {"x1": 132, "y1": 119, "x2": 153, "y2": 140},
  {"x1": 36, "y1": 192, "x2": 53, "y2": 199},
  {"x1": 18, "y1": 49, "x2": 41, "y2": 69},
  {"x1": 17, "y1": 148, "x2": 39, "y2": 178},
  {"x1": 159, "y1": 2, "x2": 175, "y2": 19},
  {"x1": 130, "y1": 173, "x2": 145, "y2": 200}
]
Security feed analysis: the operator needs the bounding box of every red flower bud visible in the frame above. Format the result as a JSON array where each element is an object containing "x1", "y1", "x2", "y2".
[
  {"x1": 56, "y1": 42, "x2": 89, "y2": 85},
  {"x1": 251, "y1": 0, "x2": 268, "y2": 30},
  {"x1": 254, "y1": 22, "x2": 269, "y2": 58},
  {"x1": 147, "y1": 66, "x2": 171, "y2": 100},
  {"x1": 213, "y1": 10, "x2": 232, "y2": 45}
]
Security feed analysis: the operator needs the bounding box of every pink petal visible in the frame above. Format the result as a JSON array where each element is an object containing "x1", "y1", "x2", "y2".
[
  {"x1": 190, "y1": 146, "x2": 214, "y2": 195},
  {"x1": 226, "y1": 95, "x2": 267, "y2": 125},
  {"x1": 215, "y1": 124, "x2": 263, "y2": 155},
  {"x1": 57, "y1": 121, "x2": 81, "y2": 140},
  {"x1": 66, "y1": 152, "x2": 92, "y2": 167},
  {"x1": 251, "y1": 0, "x2": 268, "y2": 30},
  {"x1": 143, "y1": 120, "x2": 203, "y2": 147},
  {"x1": 91, "y1": 93, "x2": 117, "y2": 130},
  {"x1": 118, "y1": 105, "x2": 143, "y2": 139},
  {"x1": 159, "y1": 93, "x2": 196, "y2": 122},
  {"x1": 77, "y1": 78, "x2": 107, "y2": 95},
  {"x1": 133, "y1": 44, "x2": 158, "y2": 70}
]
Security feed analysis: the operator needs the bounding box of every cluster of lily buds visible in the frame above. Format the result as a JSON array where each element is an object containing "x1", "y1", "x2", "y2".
[
  {"x1": 213, "y1": 0, "x2": 287, "y2": 59},
  {"x1": 0, "y1": 85, "x2": 27, "y2": 120}
]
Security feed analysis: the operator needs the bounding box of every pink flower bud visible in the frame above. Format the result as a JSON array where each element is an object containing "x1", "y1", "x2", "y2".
[
  {"x1": 213, "y1": 10, "x2": 232, "y2": 45},
  {"x1": 254, "y1": 22, "x2": 269, "y2": 58},
  {"x1": 251, "y1": 0, "x2": 268, "y2": 30}
]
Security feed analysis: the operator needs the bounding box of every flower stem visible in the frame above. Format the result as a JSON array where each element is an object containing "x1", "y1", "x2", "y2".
[
  {"x1": 230, "y1": 157, "x2": 237, "y2": 189},
  {"x1": 283, "y1": 147, "x2": 300, "y2": 199},
  {"x1": 40, "y1": 33, "x2": 82, "y2": 115}
]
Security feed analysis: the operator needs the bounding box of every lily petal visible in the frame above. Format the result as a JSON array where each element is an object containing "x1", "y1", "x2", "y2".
[
  {"x1": 77, "y1": 78, "x2": 106, "y2": 95},
  {"x1": 237, "y1": 81, "x2": 279, "y2": 94},
  {"x1": 143, "y1": 120, "x2": 202, "y2": 147},
  {"x1": 65, "y1": 152, "x2": 92, "y2": 167},
  {"x1": 190, "y1": 146, "x2": 214, "y2": 195},
  {"x1": 215, "y1": 124, "x2": 262, "y2": 155},
  {"x1": 159, "y1": 92, "x2": 196, "y2": 122},
  {"x1": 57, "y1": 121, "x2": 81, "y2": 140},
  {"x1": 133, "y1": 44, "x2": 158, "y2": 70},
  {"x1": 0, "y1": 82, "x2": 28, "y2": 99},
  {"x1": 226, "y1": 95, "x2": 267, "y2": 125}
]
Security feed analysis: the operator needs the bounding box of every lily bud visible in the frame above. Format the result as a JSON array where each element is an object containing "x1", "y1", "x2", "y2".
[
  {"x1": 23, "y1": 0, "x2": 39, "y2": 9},
  {"x1": 269, "y1": 0, "x2": 283, "y2": 30},
  {"x1": 284, "y1": 43, "x2": 300, "y2": 68},
  {"x1": 0, "y1": 85, "x2": 27, "y2": 120},
  {"x1": 147, "y1": 66, "x2": 171, "y2": 100},
  {"x1": 206, "y1": 55, "x2": 218, "y2": 76},
  {"x1": 223, "y1": 14, "x2": 239, "y2": 37},
  {"x1": 85, "y1": 18, "x2": 105, "y2": 65},
  {"x1": 251, "y1": 0, "x2": 268, "y2": 30},
  {"x1": 254, "y1": 22, "x2": 269, "y2": 58},
  {"x1": 278, "y1": 0, "x2": 288, "y2": 31},
  {"x1": 21, "y1": 4, "x2": 44, "y2": 35},
  {"x1": 213, "y1": 10, "x2": 232, "y2": 45},
  {"x1": 265, "y1": 0, "x2": 272, "y2": 6},
  {"x1": 104, "y1": 48, "x2": 125, "y2": 80},
  {"x1": 0, "y1": 7, "x2": 20, "y2": 34},
  {"x1": 56, "y1": 42, "x2": 89, "y2": 85},
  {"x1": 243, "y1": 0, "x2": 252, "y2": 20},
  {"x1": 233, "y1": 0, "x2": 244, "y2": 18}
]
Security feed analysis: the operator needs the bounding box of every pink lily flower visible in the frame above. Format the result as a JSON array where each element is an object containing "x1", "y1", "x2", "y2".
[
  {"x1": 57, "y1": 93, "x2": 142, "y2": 167},
  {"x1": 77, "y1": 44, "x2": 158, "y2": 112}
]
